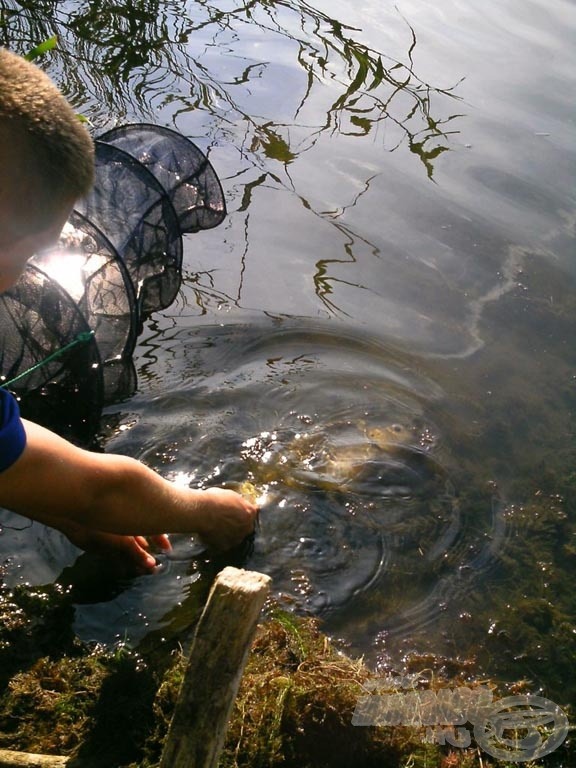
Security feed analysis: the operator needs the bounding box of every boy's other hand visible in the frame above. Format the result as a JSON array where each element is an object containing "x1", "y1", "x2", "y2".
[{"x1": 57, "y1": 521, "x2": 171, "y2": 573}]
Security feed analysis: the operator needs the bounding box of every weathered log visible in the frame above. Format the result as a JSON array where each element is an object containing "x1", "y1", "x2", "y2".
[
  {"x1": 0, "y1": 750, "x2": 69, "y2": 767},
  {"x1": 159, "y1": 566, "x2": 272, "y2": 768}
]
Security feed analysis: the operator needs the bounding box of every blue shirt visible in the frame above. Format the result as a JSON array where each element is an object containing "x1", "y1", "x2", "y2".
[{"x1": 0, "y1": 389, "x2": 27, "y2": 473}]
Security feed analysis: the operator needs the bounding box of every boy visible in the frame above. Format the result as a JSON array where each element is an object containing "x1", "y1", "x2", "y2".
[{"x1": 0, "y1": 48, "x2": 257, "y2": 572}]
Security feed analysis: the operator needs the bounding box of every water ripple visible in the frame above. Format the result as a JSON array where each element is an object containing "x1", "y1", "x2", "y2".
[
  {"x1": 101, "y1": 319, "x2": 508, "y2": 645},
  {"x1": 0, "y1": 319, "x2": 510, "y2": 652}
]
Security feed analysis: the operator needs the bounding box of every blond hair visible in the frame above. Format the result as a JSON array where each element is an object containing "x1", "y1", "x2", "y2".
[{"x1": 0, "y1": 47, "x2": 94, "y2": 232}]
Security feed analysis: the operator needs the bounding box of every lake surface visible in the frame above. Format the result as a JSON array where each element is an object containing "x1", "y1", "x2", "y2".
[{"x1": 1, "y1": 0, "x2": 575, "y2": 708}]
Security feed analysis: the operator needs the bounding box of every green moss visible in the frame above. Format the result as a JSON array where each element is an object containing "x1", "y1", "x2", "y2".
[
  {"x1": 216, "y1": 613, "x2": 481, "y2": 768},
  {"x1": 0, "y1": 586, "x2": 573, "y2": 768},
  {"x1": 1, "y1": 656, "x2": 108, "y2": 753}
]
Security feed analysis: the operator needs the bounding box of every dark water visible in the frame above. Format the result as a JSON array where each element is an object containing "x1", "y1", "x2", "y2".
[{"x1": 1, "y1": 0, "x2": 575, "y2": 706}]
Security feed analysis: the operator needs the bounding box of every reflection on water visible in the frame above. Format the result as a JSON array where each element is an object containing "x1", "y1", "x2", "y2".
[
  {"x1": 0, "y1": 0, "x2": 461, "y2": 167},
  {"x1": 1, "y1": 0, "x2": 575, "y2": 706}
]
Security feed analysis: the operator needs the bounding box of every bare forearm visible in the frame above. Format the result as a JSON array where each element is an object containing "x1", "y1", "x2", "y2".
[
  {"x1": 40, "y1": 451, "x2": 206, "y2": 535},
  {"x1": 0, "y1": 419, "x2": 256, "y2": 549}
]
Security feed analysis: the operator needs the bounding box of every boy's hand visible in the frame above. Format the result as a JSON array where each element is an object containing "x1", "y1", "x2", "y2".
[
  {"x1": 194, "y1": 488, "x2": 259, "y2": 552},
  {"x1": 57, "y1": 520, "x2": 171, "y2": 573}
]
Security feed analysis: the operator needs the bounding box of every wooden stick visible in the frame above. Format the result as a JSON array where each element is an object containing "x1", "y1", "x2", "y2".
[
  {"x1": 160, "y1": 566, "x2": 272, "y2": 768},
  {"x1": 0, "y1": 750, "x2": 70, "y2": 767}
]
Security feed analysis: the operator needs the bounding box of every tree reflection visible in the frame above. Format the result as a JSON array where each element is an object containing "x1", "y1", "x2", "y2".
[
  {"x1": 1, "y1": 0, "x2": 461, "y2": 161},
  {"x1": 1, "y1": 0, "x2": 465, "y2": 315}
]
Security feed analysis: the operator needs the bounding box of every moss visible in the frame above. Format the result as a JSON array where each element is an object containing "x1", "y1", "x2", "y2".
[
  {"x1": 0, "y1": 656, "x2": 108, "y2": 753},
  {"x1": 0, "y1": 585, "x2": 573, "y2": 768},
  {"x1": 73, "y1": 649, "x2": 158, "y2": 768},
  {"x1": 216, "y1": 612, "x2": 479, "y2": 768},
  {"x1": 0, "y1": 641, "x2": 157, "y2": 765}
]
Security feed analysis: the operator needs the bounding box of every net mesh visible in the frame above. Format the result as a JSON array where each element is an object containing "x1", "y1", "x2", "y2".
[{"x1": 0, "y1": 124, "x2": 226, "y2": 445}]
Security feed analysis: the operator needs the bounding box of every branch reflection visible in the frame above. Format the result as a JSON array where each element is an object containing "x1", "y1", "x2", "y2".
[
  {"x1": 1, "y1": 0, "x2": 465, "y2": 315},
  {"x1": 1, "y1": 0, "x2": 461, "y2": 161}
]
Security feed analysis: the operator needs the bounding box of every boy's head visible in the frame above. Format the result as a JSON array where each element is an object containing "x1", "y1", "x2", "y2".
[{"x1": 0, "y1": 48, "x2": 95, "y2": 292}]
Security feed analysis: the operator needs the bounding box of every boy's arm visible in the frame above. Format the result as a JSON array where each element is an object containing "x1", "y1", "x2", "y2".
[{"x1": 0, "y1": 419, "x2": 257, "y2": 552}]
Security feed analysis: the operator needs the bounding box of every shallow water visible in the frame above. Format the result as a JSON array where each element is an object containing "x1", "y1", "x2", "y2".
[{"x1": 1, "y1": 0, "x2": 575, "y2": 705}]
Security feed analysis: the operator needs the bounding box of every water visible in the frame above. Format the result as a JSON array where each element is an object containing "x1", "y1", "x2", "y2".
[{"x1": 1, "y1": 0, "x2": 575, "y2": 705}]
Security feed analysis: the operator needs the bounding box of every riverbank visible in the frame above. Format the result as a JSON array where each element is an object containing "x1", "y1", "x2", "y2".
[{"x1": 0, "y1": 580, "x2": 571, "y2": 768}]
